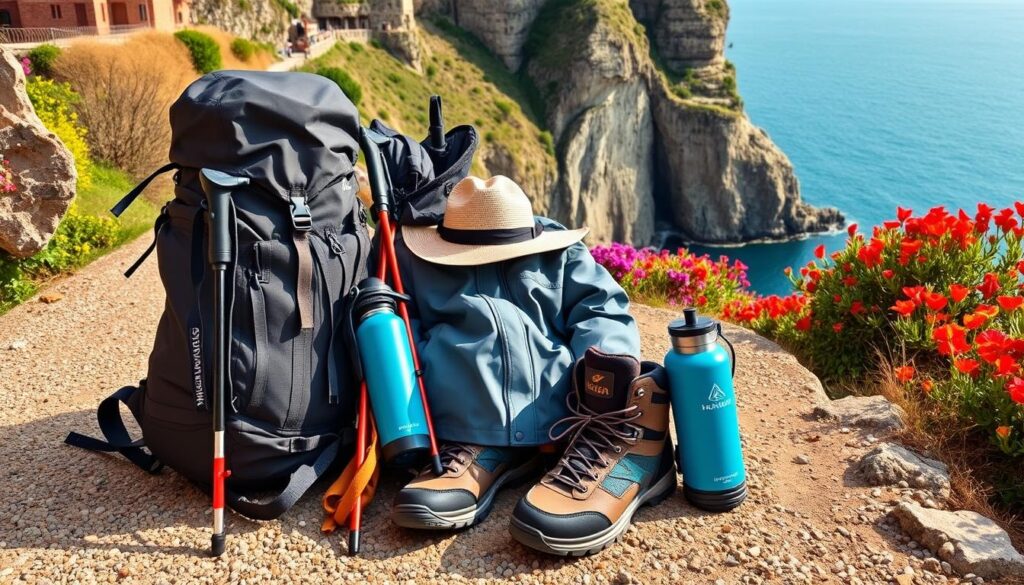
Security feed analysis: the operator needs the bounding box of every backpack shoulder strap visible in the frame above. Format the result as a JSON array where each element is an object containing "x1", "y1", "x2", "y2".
[
  {"x1": 110, "y1": 163, "x2": 180, "y2": 217},
  {"x1": 65, "y1": 385, "x2": 163, "y2": 474},
  {"x1": 225, "y1": 436, "x2": 340, "y2": 521}
]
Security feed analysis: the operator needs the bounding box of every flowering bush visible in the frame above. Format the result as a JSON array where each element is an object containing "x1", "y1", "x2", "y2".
[
  {"x1": 724, "y1": 205, "x2": 1024, "y2": 456},
  {"x1": 25, "y1": 78, "x2": 93, "y2": 190},
  {"x1": 0, "y1": 157, "x2": 16, "y2": 194},
  {"x1": 592, "y1": 243, "x2": 752, "y2": 314},
  {"x1": 20, "y1": 57, "x2": 31, "y2": 77}
]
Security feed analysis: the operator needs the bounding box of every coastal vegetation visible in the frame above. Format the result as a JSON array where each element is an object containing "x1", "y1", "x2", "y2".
[{"x1": 597, "y1": 204, "x2": 1024, "y2": 521}]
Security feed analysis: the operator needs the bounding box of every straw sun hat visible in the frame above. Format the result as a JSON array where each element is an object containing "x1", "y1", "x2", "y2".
[{"x1": 402, "y1": 176, "x2": 588, "y2": 266}]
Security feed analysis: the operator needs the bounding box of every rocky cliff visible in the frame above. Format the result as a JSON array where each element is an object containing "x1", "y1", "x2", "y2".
[
  {"x1": 190, "y1": 0, "x2": 291, "y2": 43},
  {"x1": 424, "y1": 0, "x2": 842, "y2": 245}
]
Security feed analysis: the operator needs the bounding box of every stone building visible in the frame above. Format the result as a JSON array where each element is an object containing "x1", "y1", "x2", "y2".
[
  {"x1": 0, "y1": 0, "x2": 188, "y2": 31},
  {"x1": 313, "y1": 0, "x2": 413, "y2": 34}
]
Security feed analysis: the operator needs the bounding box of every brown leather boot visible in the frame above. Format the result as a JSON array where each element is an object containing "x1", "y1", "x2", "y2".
[
  {"x1": 510, "y1": 348, "x2": 676, "y2": 556},
  {"x1": 391, "y1": 443, "x2": 542, "y2": 530}
]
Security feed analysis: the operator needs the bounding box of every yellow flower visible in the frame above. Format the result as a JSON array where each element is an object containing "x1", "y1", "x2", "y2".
[{"x1": 996, "y1": 426, "x2": 1012, "y2": 440}]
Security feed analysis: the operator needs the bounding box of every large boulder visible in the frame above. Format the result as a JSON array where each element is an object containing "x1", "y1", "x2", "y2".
[
  {"x1": 891, "y1": 502, "x2": 1024, "y2": 580},
  {"x1": 857, "y1": 442, "x2": 950, "y2": 500},
  {"x1": 813, "y1": 395, "x2": 906, "y2": 432},
  {"x1": 0, "y1": 47, "x2": 77, "y2": 258}
]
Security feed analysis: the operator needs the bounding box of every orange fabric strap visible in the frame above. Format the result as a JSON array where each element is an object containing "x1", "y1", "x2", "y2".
[{"x1": 321, "y1": 421, "x2": 380, "y2": 534}]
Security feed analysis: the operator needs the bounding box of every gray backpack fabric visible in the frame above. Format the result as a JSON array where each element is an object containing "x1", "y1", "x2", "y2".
[{"x1": 66, "y1": 71, "x2": 369, "y2": 520}]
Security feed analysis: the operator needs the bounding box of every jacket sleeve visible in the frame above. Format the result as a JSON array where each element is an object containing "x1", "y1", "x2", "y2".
[{"x1": 561, "y1": 242, "x2": 641, "y2": 358}]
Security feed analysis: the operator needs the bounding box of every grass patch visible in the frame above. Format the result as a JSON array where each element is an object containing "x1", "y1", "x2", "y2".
[
  {"x1": 525, "y1": 0, "x2": 647, "y2": 73},
  {"x1": 303, "y1": 26, "x2": 554, "y2": 186},
  {"x1": 0, "y1": 163, "x2": 160, "y2": 314}
]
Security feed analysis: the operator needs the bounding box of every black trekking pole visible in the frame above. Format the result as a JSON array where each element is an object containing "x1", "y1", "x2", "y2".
[
  {"x1": 199, "y1": 168, "x2": 249, "y2": 558},
  {"x1": 428, "y1": 95, "x2": 446, "y2": 152}
]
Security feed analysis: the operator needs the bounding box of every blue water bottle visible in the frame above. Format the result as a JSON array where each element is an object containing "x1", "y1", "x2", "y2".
[
  {"x1": 349, "y1": 277, "x2": 431, "y2": 462},
  {"x1": 664, "y1": 307, "x2": 748, "y2": 512}
]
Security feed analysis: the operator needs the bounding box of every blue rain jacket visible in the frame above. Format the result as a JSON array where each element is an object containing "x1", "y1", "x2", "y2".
[{"x1": 396, "y1": 218, "x2": 641, "y2": 446}]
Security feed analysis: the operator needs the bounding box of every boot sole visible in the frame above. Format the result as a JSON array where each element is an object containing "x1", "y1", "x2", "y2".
[
  {"x1": 509, "y1": 469, "x2": 677, "y2": 556},
  {"x1": 391, "y1": 456, "x2": 543, "y2": 530}
]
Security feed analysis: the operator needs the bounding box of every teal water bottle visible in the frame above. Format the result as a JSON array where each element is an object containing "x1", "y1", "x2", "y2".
[
  {"x1": 349, "y1": 278, "x2": 431, "y2": 462},
  {"x1": 664, "y1": 308, "x2": 748, "y2": 512}
]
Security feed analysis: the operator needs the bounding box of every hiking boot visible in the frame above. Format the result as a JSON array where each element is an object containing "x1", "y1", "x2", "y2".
[
  {"x1": 391, "y1": 443, "x2": 542, "y2": 530},
  {"x1": 510, "y1": 348, "x2": 676, "y2": 556}
]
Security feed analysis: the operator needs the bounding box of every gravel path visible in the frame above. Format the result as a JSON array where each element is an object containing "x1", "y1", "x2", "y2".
[{"x1": 0, "y1": 236, "x2": 969, "y2": 584}]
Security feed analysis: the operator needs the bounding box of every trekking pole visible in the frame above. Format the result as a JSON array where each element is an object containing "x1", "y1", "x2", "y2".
[
  {"x1": 199, "y1": 168, "x2": 248, "y2": 558},
  {"x1": 428, "y1": 95, "x2": 446, "y2": 152},
  {"x1": 360, "y1": 127, "x2": 443, "y2": 478}
]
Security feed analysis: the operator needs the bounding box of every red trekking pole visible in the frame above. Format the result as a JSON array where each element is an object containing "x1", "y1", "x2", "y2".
[{"x1": 347, "y1": 127, "x2": 443, "y2": 555}]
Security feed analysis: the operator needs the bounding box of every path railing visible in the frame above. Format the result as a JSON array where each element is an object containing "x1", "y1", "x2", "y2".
[{"x1": 0, "y1": 24, "x2": 151, "y2": 45}]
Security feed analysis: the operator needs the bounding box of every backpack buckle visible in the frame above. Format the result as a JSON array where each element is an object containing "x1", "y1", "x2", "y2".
[{"x1": 290, "y1": 196, "x2": 312, "y2": 232}]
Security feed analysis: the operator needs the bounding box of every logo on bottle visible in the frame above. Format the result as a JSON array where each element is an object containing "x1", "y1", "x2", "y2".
[
  {"x1": 702, "y1": 383, "x2": 732, "y2": 412},
  {"x1": 584, "y1": 368, "x2": 614, "y2": 398}
]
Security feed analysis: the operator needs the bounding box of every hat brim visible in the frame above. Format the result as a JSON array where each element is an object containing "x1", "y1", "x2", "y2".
[{"x1": 402, "y1": 224, "x2": 589, "y2": 266}]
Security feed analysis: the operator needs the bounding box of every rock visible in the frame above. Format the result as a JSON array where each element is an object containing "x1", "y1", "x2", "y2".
[
  {"x1": 857, "y1": 443, "x2": 950, "y2": 500},
  {"x1": 446, "y1": 0, "x2": 547, "y2": 70},
  {"x1": 0, "y1": 47, "x2": 77, "y2": 258},
  {"x1": 890, "y1": 502, "x2": 1024, "y2": 580},
  {"x1": 39, "y1": 293, "x2": 63, "y2": 304},
  {"x1": 631, "y1": 0, "x2": 727, "y2": 72},
  {"x1": 813, "y1": 395, "x2": 906, "y2": 432},
  {"x1": 794, "y1": 454, "x2": 811, "y2": 465},
  {"x1": 894, "y1": 574, "x2": 914, "y2": 585},
  {"x1": 526, "y1": 2, "x2": 656, "y2": 246}
]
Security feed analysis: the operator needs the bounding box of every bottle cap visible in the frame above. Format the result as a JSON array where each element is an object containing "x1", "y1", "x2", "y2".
[
  {"x1": 668, "y1": 307, "x2": 717, "y2": 338},
  {"x1": 351, "y1": 277, "x2": 399, "y2": 322}
]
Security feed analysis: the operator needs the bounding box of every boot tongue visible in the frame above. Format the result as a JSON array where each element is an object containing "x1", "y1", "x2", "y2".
[{"x1": 578, "y1": 348, "x2": 640, "y2": 413}]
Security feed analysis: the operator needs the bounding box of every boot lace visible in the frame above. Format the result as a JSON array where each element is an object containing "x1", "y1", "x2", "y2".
[
  {"x1": 546, "y1": 394, "x2": 643, "y2": 493},
  {"x1": 434, "y1": 443, "x2": 474, "y2": 475}
]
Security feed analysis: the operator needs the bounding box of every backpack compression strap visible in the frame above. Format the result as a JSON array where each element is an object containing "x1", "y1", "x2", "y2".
[
  {"x1": 64, "y1": 385, "x2": 163, "y2": 474},
  {"x1": 110, "y1": 163, "x2": 180, "y2": 217},
  {"x1": 225, "y1": 436, "x2": 341, "y2": 521}
]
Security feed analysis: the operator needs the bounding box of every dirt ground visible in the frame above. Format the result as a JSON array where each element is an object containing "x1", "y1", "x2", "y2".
[{"x1": 0, "y1": 237, "x2": 965, "y2": 584}]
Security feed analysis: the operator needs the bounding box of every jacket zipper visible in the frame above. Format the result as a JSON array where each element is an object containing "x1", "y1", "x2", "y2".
[
  {"x1": 478, "y1": 266, "x2": 513, "y2": 444},
  {"x1": 498, "y1": 265, "x2": 537, "y2": 439}
]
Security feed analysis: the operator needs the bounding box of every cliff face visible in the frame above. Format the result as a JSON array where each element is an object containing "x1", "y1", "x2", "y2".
[
  {"x1": 422, "y1": 0, "x2": 842, "y2": 245},
  {"x1": 526, "y1": 2, "x2": 655, "y2": 245},
  {"x1": 190, "y1": 0, "x2": 289, "y2": 42}
]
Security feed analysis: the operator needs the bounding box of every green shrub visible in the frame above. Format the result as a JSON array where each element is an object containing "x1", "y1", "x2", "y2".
[
  {"x1": 349, "y1": 42, "x2": 363, "y2": 52},
  {"x1": 484, "y1": 131, "x2": 495, "y2": 142},
  {"x1": 315, "y1": 66, "x2": 362, "y2": 105},
  {"x1": 387, "y1": 72, "x2": 402, "y2": 84},
  {"x1": 27, "y1": 44, "x2": 61, "y2": 78},
  {"x1": 538, "y1": 130, "x2": 555, "y2": 156},
  {"x1": 25, "y1": 77, "x2": 93, "y2": 190},
  {"x1": 174, "y1": 30, "x2": 222, "y2": 74},
  {"x1": 377, "y1": 109, "x2": 390, "y2": 121},
  {"x1": 426, "y1": 63, "x2": 437, "y2": 78},
  {"x1": 230, "y1": 38, "x2": 256, "y2": 62},
  {"x1": 271, "y1": 0, "x2": 299, "y2": 18},
  {"x1": 672, "y1": 83, "x2": 692, "y2": 99},
  {"x1": 494, "y1": 98, "x2": 514, "y2": 119}
]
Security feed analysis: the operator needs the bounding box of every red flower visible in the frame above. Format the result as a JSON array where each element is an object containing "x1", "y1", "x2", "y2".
[
  {"x1": 898, "y1": 240, "x2": 923, "y2": 265},
  {"x1": 833, "y1": 322, "x2": 844, "y2": 333},
  {"x1": 933, "y1": 324, "x2": 970, "y2": 356},
  {"x1": 1009, "y1": 377, "x2": 1024, "y2": 404},
  {"x1": 894, "y1": 365, "x2": 915, "y2": 383},
  {"x1": 1017, "y1": 260, "x2": 1024, "y2": 276},
  {"x1": 976, "y1": 329, "x2": 1010, "y2": 363},
  {"x1": 949, "y1": 284, "x2": 970, "y2": 303},
  {"x1": 921, "y1": 379, "x2": 934, "y2": 394},
  {"x1": 976, "y1": 203, "x2": 994, "y2": 230},
  {"x1": 998, "y1": 296, "x2": 1024, "y2": 312},
  {"x1": 963, "y1": 312, "x2": 988, "y2": 330},
  {"x1": 995, "y1": 355, "x2": 1020, "y2": 378},
  {"x1": 975, "y1": 304, "x2": 999, "y2": 318},
  {"x1": 842, "y1": 276, "x2": 858, "y2": 287},
  {"x1": 882, "y1": 269, "x2": 895, "y2": 279},
  {"x1": 1016, "y1": 201, "x2": 1024, "y2": 217},
  {"x1": 891, "y1": 300, "x2": 917, "y2": 317},
  {"x1": 897, "y1": 207, "x2": 913, "y2": 223},
  {"x1": 814, "y1": 244, "x2": 826, "y2": 259},
  {"x1": 954, "y1": 358, "x2": 981, "y2": 377},
  {"x1": 857, "y1": 238, "x2": 885, "y2": 268},
  {"x1": 795, "y1": 315, "x2": 812, "y2": 331},
  {"x1": 923, "y1": 291, "x2": 947, "y2": 311},
  {"x1": 847, "y1": 223, "x2": 858, "y2": 237},
  {"x1": 995, "y1": 208, "x2": 1018, "y2": 231},
  {"x1": 850, "y1": 300, "x2": 866, "y2": 316},
  {"x1": 978, "y1": 272, "x2": 1001, "y2": 299}
]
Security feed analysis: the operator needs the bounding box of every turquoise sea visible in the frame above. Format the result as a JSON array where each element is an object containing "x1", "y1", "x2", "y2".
[{"x1": 691, "y1": 0, "x2": 1024, "y2": 295}]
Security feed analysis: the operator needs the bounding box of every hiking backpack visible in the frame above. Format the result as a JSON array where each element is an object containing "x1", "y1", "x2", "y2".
[{"x1": 66, "y1": 71, "x2": 370, "y2": 520}]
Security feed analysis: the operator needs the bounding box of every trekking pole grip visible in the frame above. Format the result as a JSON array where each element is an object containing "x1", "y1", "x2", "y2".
[{"x1": 199, "y1": 169, "x2": 249, "y2": 266}]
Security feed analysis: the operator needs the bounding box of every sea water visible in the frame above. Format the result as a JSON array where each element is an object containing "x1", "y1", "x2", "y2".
[{"x1": 687, "y1": 0, "x2": 1024, "y2": 295}]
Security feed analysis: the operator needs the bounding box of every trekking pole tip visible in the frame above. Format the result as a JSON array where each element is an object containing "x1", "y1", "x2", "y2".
[
  {"x1": 211, "y1": 533, "x2": 226, "y2": 557},
  {"x1": 431, "y1": 454, "x2": 444, "y2": 477},
  {"x1": 348, "y1": 531, "x2": 361, "y2": 556}
]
